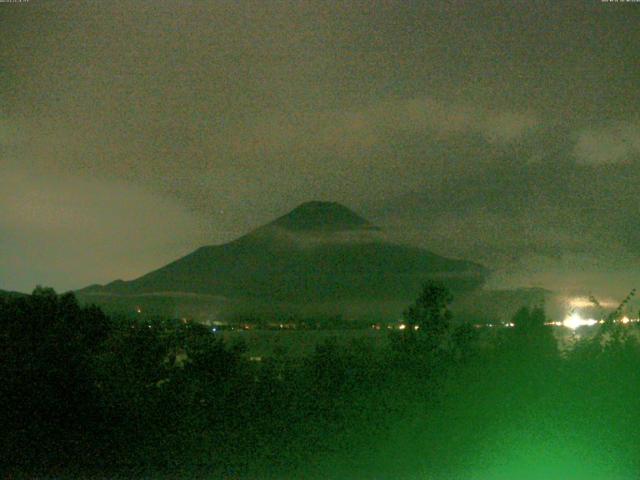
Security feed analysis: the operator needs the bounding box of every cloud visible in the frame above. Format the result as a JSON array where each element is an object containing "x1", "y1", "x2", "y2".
[
  {"x1": 1, "y1": 0, "x2": 637, "y2": 295},
  {"x1": 0, "y1": 118, "x2": 21, "y2": 147},
  {"x1": 232, "y1": 97, "x2": 541, "y2": 158},
  {"x1": 395, "y1": 99, "x2": 540, "y2": 143},
  {"x1": 0, "y1": 170, "x2": 206, "y2": 292},
  {"x1": 481, "y1": 111, "x2": 541, "y2": 144},
  {"x1": 574, "y1": 121, "x2": 640, "y2": 165}
]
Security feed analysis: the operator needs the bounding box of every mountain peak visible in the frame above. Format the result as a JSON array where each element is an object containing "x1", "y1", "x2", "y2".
[{"x1": 270, "y1": 201, "x2": 376, "y2": 232}]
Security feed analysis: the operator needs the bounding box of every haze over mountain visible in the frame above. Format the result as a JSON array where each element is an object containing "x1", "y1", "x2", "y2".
[{"x1": 79, "y1": 201, "x2": 487, "y2": 319}]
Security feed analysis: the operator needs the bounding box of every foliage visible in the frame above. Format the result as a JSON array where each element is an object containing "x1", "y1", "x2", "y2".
[
  {"x1": 391, "y1": 281, "x2": 454, "y2": 358},
  {"x1": 2, "y1": 286, "x2": 640, "y2": 479},
  {"x1": 403, "y1": 281, "x2": 453, "y2": 334}
]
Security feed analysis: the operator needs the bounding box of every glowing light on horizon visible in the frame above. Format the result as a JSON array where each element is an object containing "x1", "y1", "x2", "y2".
[
  {"x1": 562, "y1": 312, "x2": 598, "y2": 330},
  {"x1": 567, "y1": 296, "x2": 617, "y2": 309}
]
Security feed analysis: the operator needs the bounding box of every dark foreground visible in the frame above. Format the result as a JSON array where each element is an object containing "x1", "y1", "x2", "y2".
[{"x1": 1, "y1": 287, "x2": 640, "y2": 479}]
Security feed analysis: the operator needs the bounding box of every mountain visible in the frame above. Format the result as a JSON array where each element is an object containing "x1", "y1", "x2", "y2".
[
  {"x1": 268, "y1": 201, "x2": 379, "y2": 232},
  {"x1": 78, "y1": 201, "x2": 488, "y2": 319},
  {"x1": 0, "y1": 289, "x2": 28, "y2": 299}
]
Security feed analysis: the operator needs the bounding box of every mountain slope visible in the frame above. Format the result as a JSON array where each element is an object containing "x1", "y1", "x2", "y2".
[
  {"x1": 79, "y1": 201, "x2": 487, "y2": 315},
  {"x1": 267, "y1": 200, "x2": 379, "y2": 232},
  {"x1": 0, "y1": 289, "x2": 28, "y2": 299}
]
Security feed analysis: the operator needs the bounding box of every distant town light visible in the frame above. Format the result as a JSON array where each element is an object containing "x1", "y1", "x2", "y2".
[{"x1": 562, "y1": 312, "x2": 597, "y2": 330}]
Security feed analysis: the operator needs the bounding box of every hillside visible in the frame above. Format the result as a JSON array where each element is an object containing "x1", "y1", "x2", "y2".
[{"x1": 78, "y1": 201, "x2": 488, "y2": 318}]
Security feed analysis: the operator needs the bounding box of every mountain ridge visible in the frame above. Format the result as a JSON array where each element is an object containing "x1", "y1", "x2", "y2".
[
  {"x1": 267, "y1": 201, "x2": 379, "y2": 232},
  {"x1": 78, "y1": 201, "x2": 487, "y2": 317}
]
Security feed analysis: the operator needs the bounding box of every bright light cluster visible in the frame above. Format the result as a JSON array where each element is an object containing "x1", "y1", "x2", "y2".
[
  {"x1": 562, "y1": 312, "x2": 598, "y2": 330},
  {"x1": 559, "y1": 313, "x2": 638, "y2": 330},
  {"x1": 568, "y1": 296, "x2": 617, "y2": 308}
]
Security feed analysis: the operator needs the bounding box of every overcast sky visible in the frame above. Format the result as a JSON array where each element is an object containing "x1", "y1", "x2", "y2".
[{"x1": 1, "y1": 0, "x2": 639, "y2": 295}]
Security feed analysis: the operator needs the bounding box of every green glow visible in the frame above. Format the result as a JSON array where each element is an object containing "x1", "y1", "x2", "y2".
[{"x1": 457, "y1": 430, "x2": 634, "y2": 480}]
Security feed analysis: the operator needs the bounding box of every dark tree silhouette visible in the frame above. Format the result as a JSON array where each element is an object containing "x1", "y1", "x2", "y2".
[
  {"x1": 0, "y1": 287, "x2": 112, "y2": 471},
  {"x1": 404, "y1": 282, "x2": 453, "y2": 333},
  {"x1": 509, "y1": 305, "x2": 557, "y2": 361},
  {"x1": 389, "y1": 281, "x2": 455, "y2": 363}
]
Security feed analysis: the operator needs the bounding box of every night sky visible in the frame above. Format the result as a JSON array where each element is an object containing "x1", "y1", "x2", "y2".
[{"x1": 1, "y1": 1, "x2": 639, "y2": 296}]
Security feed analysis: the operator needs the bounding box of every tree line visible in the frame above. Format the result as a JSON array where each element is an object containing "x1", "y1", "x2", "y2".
[{"x1": 1, "y1": 283, "x2": 640, "y2": 479}]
